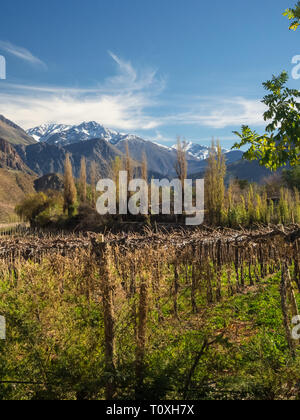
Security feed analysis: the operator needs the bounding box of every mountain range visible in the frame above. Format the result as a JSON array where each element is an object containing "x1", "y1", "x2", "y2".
[
  {"x1": 0, "y1": 115, "x2": 278, "y2": 221},
  {"x1": 1, "y1": 115, "x2": 279, "y2": 183},
  {"x1": 27, "y1": 120, "x2": 235, "y2": 162},
  {"x1": 26, "y1": 120, "x2": 245, "y2": 177}
]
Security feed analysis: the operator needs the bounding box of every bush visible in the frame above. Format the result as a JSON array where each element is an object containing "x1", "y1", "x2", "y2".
[{"x1": 15, "y1": 191, "x2": 63, "y2": 226}]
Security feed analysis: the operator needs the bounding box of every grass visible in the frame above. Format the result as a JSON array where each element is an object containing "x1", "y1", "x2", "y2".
[
  {"x1": 0, "y1": 250, "x2": 299, "y2": 400},
  {"x1": 141, "y1": 273, "x2": 291, "y2": 400}
]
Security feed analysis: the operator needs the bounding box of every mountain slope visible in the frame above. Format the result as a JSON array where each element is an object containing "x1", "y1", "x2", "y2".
[
  {"x1": 15, "y1": 142, "x2": 68, "y2": 177},
  {"x1": 0, "y1": 138, "x2": 35, "y2": 174},
  {"x1": 226, "y1": 159, "x2": 282, "y2": 183},
  {"x1": 17, "y1": 137, "x2": 125, "y2": 179},
  {"x1": 34, "y1": 173, "x2": 64, "y2": 192},
  {"x1": 65, "y1": 138, "x2": 126, "y2": 179},
  {"x1": 189, "y1": 158, "x2": 282, "y2": 184},
  {"x1": 0, "y1": 115, "x2": 36, "y2": 146},
  {"x1": 114, "y1": 137, "x2": 181, "y2": 177},
  {"x1": 0, "y1": 169, "x2": 36, "y2": 222}
]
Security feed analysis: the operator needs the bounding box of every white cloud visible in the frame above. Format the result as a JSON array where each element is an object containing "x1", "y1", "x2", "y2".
[
  {"x1": 0, "y1": 91, "x2": 161, "y2": 130},
  {"x1": 0, "y1": 52, "x2": 267, "y2": 134},
  {"x1": 0, "y1": 40, "x2": 46, "y2": 68},
  {"x1": 0, "y1": 40, "x2": 47, "y2": 69},
  {"x1": 148, "y1": 130, "x2": 175, "y2": 144},
  {"x1": 108, "y1": 51, "x2": 137, "y2": 86},
  {"x1": 0, "y1": 53, "x2": 164, "y2": 130},
  {"x1": 164, "y1": 97, "x2": 266, "y2": 129}
]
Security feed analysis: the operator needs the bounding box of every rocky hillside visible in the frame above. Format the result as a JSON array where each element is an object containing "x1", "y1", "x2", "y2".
[
  {"x1": 0, "y1": 138, "x2": 34, "y2": 174},
  {"x1": 34, "y1": 173, "x2": 64, "y2": 192},
  {"x1": 0, "y1": 115, "x2": 36, "y2": 146},
  {"x1": 0, "y1": 169, "x2": 36, "y2": 222},
  {"x1": 15, "y1": 142, "x2": 68, "y2": 177}
]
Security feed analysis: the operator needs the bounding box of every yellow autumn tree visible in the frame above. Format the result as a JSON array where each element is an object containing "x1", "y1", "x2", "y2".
[
  {"x1": 205, "y1": 140, "x2": 226, "y2": 225},
  {"x1": 63, "y1": 154, "x2": 77, "y2": 216},
  {"x1": 79, "y1": 157, "x2": 87, "y2": 204}
]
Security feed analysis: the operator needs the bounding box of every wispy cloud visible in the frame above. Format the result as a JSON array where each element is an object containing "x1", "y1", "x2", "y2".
[
  {"x1": 147, "y1": 131, "x2": 175, "y2": 144},
  {"x1": 0, "y1": 92, "x2": 161, "y2": 131},
  {"x1": 0, "y1": 40, "x2": 46, "y2": 69},
  {"x1": 0, "y1": 52, "x2": 266, "y2": 136},
  {"x1": 0, "y1": 52, "x2": 163, "y2": 129},
  {"x1": 108, "y1": 51, "x2": 137, "y2": 86},
  {"x1": 106, "y1": 51, "x2": 165, "y2": 94},
  {"x1": 163, "y1": 97, "x2": 266, "y2": 129}
]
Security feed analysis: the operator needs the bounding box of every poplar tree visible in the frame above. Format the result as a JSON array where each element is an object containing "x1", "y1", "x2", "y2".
[
  {"x1": 79, "y1": 157, "x2": 87, "y2": 204},
  {"x1": 141, "y1": 152, "x2": 150, "y2": 223},
  {"x1": 124, "y1": 142, "x2": 133, "y2": 182},
  {"x1": 124, "y1": 142, "x2": 133, "y2": 207},
  {"x1": 112, "y1": 156, "x2": 123, "y2": 210},
  {"x1": 205, "y1": 140, "x2": 226, "y2": 225},
  {"x1": 64, "y1": 154, "x2": 77, "y2": 216},
  {"x1": 90, "y1": 161, "x2": 97, "y2": 208},
  {"x1": 175, "y1": 137, "x2": 187, "y2": 186}
]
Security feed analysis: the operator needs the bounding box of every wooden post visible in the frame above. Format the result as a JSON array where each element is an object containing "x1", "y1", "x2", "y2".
[
  {"x1": 191, "y1": 265, "x2": 198, "y2": 314},
  {"x1": 173, "y1": 265, "x2": 179, "y2": 319},
  {"x1": 216, "y1": 239, "x2": 222, "y2": 301},
  {"x1": 280, "y1": 263, "x2": 296, "y2": 358},
  {"x1": 93, "y1": 239, "x2": 116, "y2": 399},
  {"x1": 135, "y1": 275, "x2": 148, "y2": 399},
  {"x1": 284, "y1": 263, "x2": 300, "y2": 347}
]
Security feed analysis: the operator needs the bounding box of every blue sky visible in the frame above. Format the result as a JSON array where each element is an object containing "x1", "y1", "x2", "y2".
[{"x1": 0, "y1": 0, "x2": 299, "y2": 147}]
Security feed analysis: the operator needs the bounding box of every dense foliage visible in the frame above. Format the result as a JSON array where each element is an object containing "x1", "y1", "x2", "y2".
[{"x1": 233, "y1": 72, "x2": 300, "y2": 170}]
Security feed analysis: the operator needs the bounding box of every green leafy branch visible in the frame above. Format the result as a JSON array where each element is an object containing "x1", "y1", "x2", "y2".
[
  {"x1": 233, "y1": 72, "x2": 300, "y2": 170},
  {"x1": 283, "y1": 1, "x2": 300, "y2": 30}
]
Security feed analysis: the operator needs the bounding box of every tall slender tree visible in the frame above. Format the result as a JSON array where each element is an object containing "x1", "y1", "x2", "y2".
[
  {"x1": 141, "y1": 152, "x2": 150, "y2": 222},
  {"x1": 124, "y1": 141, "x2": 133, "y2": 182},
  {"x1": 90, "y1": 161, "x2": 97, "y2": 208},
  {"x1": 174, "y1": 138, "x2": 188, "y2": 216},
  {"x1": 111, "y1": 156, "x2": 123, "y2": 211},
  {"x1": 175, "y1": 137, "x2": 188, "y2": 186},
  {"x1": 205, "y1": 140, "x2": 226, "y2": 225},
  {"x1": 79, "y1": 157, "x2": 87, "y2": 204},
  {"x1": 124, "y1": 142, "x2": 134, "y2": 209},
  {"x1": 64, "y1": 154, "x2": 77, "y2": 216},
  {"x1": 141, "y1": 152, "x2": 148, "y2": 183}
]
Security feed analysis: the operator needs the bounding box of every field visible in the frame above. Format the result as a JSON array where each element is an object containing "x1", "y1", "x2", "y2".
[{"x1": 1, "y1": 225, "x2": 300, "y2": 400}]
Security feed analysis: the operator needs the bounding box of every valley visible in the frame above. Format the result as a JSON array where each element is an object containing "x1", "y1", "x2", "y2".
[
  {"x1": 0, "y1": 114, "x2": 273, "y2": 223},
  {"x1": 0, "y1": 0, "x2": 299, "y2": 403}
]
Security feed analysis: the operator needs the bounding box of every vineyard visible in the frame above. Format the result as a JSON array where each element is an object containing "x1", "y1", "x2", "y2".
[{"x1": 0, "y1": 226, "x2": 300, "y2": 399}]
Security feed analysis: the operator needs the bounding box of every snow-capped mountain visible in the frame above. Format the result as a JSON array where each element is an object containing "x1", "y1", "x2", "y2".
[
  {"x1": 27, "y1": 121, "x2": 143, "y2": 147},
  {"x1": 170, "y1": 142, "x2": 229, "y2": 161},
  {"x1": 184, "y1": 142, "x2": 228, "y2": 160},
  {"x1": 27, "y1": 123, "x2": 72, "y2": 143},
  {"x1": 27, "y1": 122, "x2": 231, "y2": 163}
]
